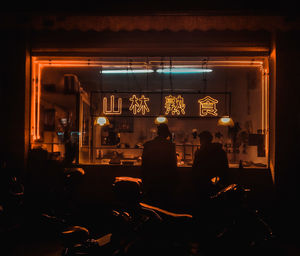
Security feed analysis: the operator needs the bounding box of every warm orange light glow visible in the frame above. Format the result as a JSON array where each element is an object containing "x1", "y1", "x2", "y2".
[
  {"x1": 154, "y1": 116, "x2": 168, "y2": 124},
  {"x1": 34, "y1": 58, "x2": 264, "y2": 68},
  {"x1": 31, "y1": 60, "x2": 43, "y2": 141},
  {"x1": 31, "y1": 60, "x2": 37, "y2": 140},
  {"x1": 217, "y1": 116, "x2": 234, "y2": 127},
  {"x1": 95, "y1": 116, "x2": 110, "y2": 126},
  {"x1": 210, "y1": 176, "x2": 220, "y2": 184},
  {"x1": 262, "y1": 67, "x2": 269, "y2": 161},
  {"x1": 265, "y1": 70, "x2": 269, "y2": 156},
  {"x1": 36, "y1": 64, "x2": 42, "y2": 140},
  {"x1": 114, "y1": 176, "x2": 142, "y2": 183},
  {"x1": 140, "y1": 202, "x2": 193, "y2": 218}
]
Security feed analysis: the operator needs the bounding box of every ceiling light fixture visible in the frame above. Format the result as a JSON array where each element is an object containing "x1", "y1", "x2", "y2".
[
  {"x1": 156, "y1": 68, "x2": 212, "y2": 74},
  {"x1": 101, "y1": 69, "x2": 154, "y2": 74},
  {"x1": 217, "y1": 115, "x2": 234, "y2": 127},
  {"x1": 95, "y1": 116, "x2": 110, "y2": 126},
  {"x1": 101, "y1": 68, "x2": 212, "y2": 74},
  {"x1": 155, "y1": 116, "x2": 168, "y2": 124}
]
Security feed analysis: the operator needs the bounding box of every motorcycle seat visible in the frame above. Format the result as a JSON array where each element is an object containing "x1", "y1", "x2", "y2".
[
  {"x1": 61, "y1": 225, "x2": 90, "y2": 246},
  {"x1": 64, "y1": 167, "x2": 85, "y2": 177},
  {"x1": 140, "y1": 202, "x2": 193, "y2": 221}
]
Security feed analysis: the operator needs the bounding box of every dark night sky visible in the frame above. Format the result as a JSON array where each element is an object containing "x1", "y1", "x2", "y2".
[{"x1": 1, "y1": 0, "x2": 298, "y2": 16}]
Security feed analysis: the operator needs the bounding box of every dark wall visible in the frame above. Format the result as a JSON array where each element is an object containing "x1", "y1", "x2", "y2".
[
  {"x1": 275, "y1": 30, "x2": 300, "y2": 195},
  {"x1": 0, "y1": 29, "x2": 29, "y2": 172},
  {"x1": 31, "y1": 30, "x2": 270, "y2": 57},
  {"x1": 274, "y1": 30, "x2": 300, "y2": 229}
]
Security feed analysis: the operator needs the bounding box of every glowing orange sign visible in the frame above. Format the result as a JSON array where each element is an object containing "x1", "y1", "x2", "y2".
[
  {"x1": 103, "y1": 95, "x2": 122, "y2": 115},
  {"x1": 129, "y1": 95, "x2": 150, "y2": 115},
  {"x1": 198, "y1": 96, "x2": 218, "y2": 116},
  {"x1": 164, "y1": 95, "x2": 186, "y2": 115}
]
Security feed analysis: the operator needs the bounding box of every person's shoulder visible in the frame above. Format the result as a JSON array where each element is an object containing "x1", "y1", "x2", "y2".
[
  {"x1": 161, "y1": 139, "x2": 175, "y2": 148},
  {"x1": 143, "y1": 138, "x2": 156, "y2": 147},
  {"x1": 143, "y1": 137, "x2": 174, "y2": 147}
]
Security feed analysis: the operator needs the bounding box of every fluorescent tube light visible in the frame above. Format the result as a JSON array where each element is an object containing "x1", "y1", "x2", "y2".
[
  {"x1": 101, "y1": 70, "x2": 154, "y2": 74},
  {"x1": 156, "y1": 68, "x2": 212, "y2": 74}
]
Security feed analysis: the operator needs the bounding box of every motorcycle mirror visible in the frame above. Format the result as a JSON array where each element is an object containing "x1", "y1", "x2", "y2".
[{"x1": 210, "y1": 176, "x2": 220, "y2": 185}]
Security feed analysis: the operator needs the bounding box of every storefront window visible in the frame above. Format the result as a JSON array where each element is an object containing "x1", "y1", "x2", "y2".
[{"x1": 30, "y1": 57, "x2": 269, "y2": 168}]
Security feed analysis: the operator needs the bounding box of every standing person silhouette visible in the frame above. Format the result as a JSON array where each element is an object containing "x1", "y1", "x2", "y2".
[
  {"x1": 141, "y1": 123, "x2": 178, "y2": 210},
  {"x1": 192, "y1": 130, "x2": 229, "y2": 200},
  {"x1": 63, "y1": 125, "x2": 76, "y2": 167}
]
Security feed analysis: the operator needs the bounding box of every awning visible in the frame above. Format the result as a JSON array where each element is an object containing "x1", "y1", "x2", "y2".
[{"x1": 2, "y1": 14, "x2": 299, "y2": 32}]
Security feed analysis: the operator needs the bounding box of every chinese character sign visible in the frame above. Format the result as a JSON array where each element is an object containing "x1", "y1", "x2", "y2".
[
  {"x1": 129, "y1": 94, "x2": 150, "y2": 115},
  {"x1": 198, "y1": 96, "x2": 218, "y2": 116},
  {"x1": 92, "y1": 92, "x2": 226, "y2": 117},
  {"x1": 164, "y1": 95, "x2": 186, "y2": 115},
  {"x1": 103, "y1": 95, "x2": 122, "y2": 115}
]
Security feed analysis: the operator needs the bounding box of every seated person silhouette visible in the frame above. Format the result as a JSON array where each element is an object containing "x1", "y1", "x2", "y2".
[
  {"x1": 141, "y1": 123, "x2": 178, "y2": 210},
  {"x1": 192, "y1": 130, "x2": 229, "y2": 200}
]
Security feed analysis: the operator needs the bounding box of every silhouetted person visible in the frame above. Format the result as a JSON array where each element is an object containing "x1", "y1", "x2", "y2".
[
  {"x1": 106, "y1": 123, "x2": 120, "y2": 146},
  {"x1": 192, "y1": 130, "x2": 229, "y2": 200},
  {"x1": 141, "y1": 123, "x2": 178, "y2": 209},
  {"x1": 64, "y1": 125, "x2": 76, "y2": 166}
]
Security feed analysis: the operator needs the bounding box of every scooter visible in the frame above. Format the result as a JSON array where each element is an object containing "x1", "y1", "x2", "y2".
[
  {"x1": 60, "y1": 176, "x2": 275, "y2": 256},
  {"x1": 192, "y1": 178, "x2": 275, "y2": 255},
  {"x1": 60, "y1": 176, "x2": 194, "y2": 256},
  {"x1": 39, "y1": 167, "x2": 85, "y2": 233},
  {"x1": 0, "y1": 159, "x2": 25, "y2": 235}
]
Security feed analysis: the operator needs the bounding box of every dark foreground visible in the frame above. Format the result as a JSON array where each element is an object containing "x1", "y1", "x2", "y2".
[
  {"x1": 2, "y1": 206, "x2": 300, "y2": 256},
  {"x1": 2, "y1": 164, "x2": 300, "y2": 255}
]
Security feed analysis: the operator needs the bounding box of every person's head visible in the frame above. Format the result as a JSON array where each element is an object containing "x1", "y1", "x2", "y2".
[
  {"x1": 198, "y1": 130, "x2": 213, "y2": 145},
  {"x1": 157, "y1": 123, "x2": 171, "y2": 139}
]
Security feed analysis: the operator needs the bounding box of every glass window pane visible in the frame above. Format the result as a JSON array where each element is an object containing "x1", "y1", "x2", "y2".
[{"x1": 30, "y1": 57, "x2": 268, "y2": 168}]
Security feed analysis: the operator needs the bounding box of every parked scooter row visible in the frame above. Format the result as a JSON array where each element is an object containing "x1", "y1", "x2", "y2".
[
  {"x1": 2, "y1": 149, "x2": 275, "y2": 255},
  {"x1": 0, "y1": 159, "x2": 25, "y2": 235},
  {"x1": 57, "y1": 176, "x2": 274, "y2": 256},
  {"x1": 60, "y1": 176, "x2": 194, "y2": 256},
  {"x1": 2, "y1": 155, "x2": 274, "y2": 256},
  {"x1": 192, "y1": 180, "x2": 275, "y2": 255},
  {"x1": 40, "y1": 166, "x2": 86, "y2": 231}
]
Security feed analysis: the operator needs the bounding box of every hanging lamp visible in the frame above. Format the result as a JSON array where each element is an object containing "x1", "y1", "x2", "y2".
[
  {"x1": 155, "y1": 116, "x2": 168, "y2": 124},
  {"x1": 218, "y1": 72, "x2": 234, "y2": 127},
  {"x1": 154, "y1": 58, "x2": 168, "y2": 124},
  {"x1": 95, "y1": 116, "x2": 110, "y2": 126},
  {"x1": 217, "y1": 115, "x2": 234, "y2": 127},
  {"x1": 95, "y1": 66, "x2": 110, "y2": 127}
]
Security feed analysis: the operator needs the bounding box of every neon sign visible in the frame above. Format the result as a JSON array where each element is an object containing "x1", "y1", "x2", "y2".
[
  {"x1": 103, "y1": 95, "x2": 122, "y2": 115},
  {"x1": 129, "y1": 95, "x2": 150, "y2": 115},
  {"x1": 198, "y1": 96, "x2": 219, "y2": 116},
  {"x1": 164, "y1": 95, "x2": 186, "y2": 115},
  {"x1": 92, "y1": 93, "x2": 224, "y2": 118}
]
